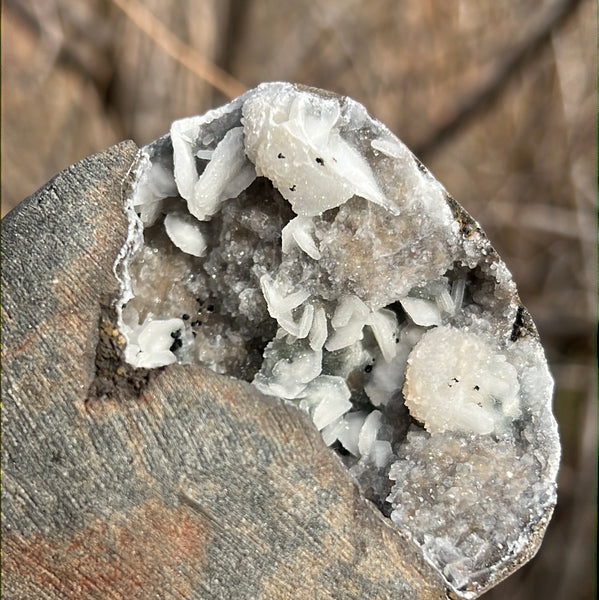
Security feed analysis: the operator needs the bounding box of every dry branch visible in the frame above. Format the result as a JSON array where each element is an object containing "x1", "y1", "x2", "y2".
[{"x1": 111, "y1": 0, "x2": 247, "y2": 99}]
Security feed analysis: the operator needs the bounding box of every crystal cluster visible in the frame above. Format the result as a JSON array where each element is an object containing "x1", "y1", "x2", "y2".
[{"x1": 116, "y1": 83, "x2": 559, "y2": 598}]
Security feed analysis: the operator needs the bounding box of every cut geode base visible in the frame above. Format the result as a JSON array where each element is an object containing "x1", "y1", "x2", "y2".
[{"x1": 115, "y1": 82, "x2": 559, "y2": 598}]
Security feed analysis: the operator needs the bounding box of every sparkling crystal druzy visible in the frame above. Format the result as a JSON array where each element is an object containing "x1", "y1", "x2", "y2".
[{"x1": 116, "y1": 83, "x2": 560, "y2": 598}]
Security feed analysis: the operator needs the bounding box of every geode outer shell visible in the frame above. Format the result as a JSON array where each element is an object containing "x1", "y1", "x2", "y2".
[
  {"x1": 1, "y1": 142, "x2": 446, "y2": 599},
  {"x1": 2, "y1": 83, "x2": 560, "y2": 600}
]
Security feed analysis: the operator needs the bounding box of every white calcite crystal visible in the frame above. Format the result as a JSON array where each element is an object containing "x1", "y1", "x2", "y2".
[
  {"x1": 404, "y1": 325, "x2": 521, "y2": 435},
  {"x1": 115, "y1": 83, "x2": 559, "y2": 598},
  {"x1": 122, "y1": 313, "x2": 185, "y2": 369},
  {"x1": 163, "y1": 212, "x2": 208, "y2": 257},
  {"x1": 243, "y1": 89, "x2": 393, "y2": 216}
]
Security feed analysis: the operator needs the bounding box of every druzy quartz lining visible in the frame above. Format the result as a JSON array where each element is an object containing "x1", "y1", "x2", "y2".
[{"x1": 116, "y1": 83, "x2": 559, "y2": 598}]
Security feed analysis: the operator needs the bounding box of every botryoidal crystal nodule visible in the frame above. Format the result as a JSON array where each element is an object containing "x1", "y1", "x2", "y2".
[{"x1": 115, "y1": 82, "x2": 560, "y2": 598}]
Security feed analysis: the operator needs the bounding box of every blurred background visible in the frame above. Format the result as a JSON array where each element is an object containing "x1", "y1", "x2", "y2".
[{"x1": 1, "y1": 0, "x2": 596, "y2": 598}]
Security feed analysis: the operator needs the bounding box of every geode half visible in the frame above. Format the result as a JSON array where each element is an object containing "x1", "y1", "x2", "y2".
[{"x1": 115, "y1": 82, "x2": 559, "y2": 598}]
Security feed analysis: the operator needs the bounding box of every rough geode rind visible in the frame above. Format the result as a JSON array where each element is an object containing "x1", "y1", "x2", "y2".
[{"x1": 115, "y1": 82, "x2": 560, "y2": 598}]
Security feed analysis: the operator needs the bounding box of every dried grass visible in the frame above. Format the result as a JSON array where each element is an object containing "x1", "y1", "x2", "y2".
[{"x1": 1, "y1": 1, "x2": 595, "y2": 598}]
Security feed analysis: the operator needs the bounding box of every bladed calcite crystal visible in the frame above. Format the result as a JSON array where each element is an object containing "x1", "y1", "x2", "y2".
[{"x1": 115, "y1": 82, "x2": 559, "y2": 598}]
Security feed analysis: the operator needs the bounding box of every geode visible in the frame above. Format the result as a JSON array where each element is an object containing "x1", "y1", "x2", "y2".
[{"x1": 116, "y1": 82, "x2": 559, "y2": 598}]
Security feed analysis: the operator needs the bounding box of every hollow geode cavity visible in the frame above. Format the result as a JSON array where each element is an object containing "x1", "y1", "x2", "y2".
[{"x1": 116, "y1": 82, "x2": 559, "y2": 598}]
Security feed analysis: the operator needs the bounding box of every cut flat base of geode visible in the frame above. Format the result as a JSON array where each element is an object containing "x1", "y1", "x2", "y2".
[{"x1": 115, "y1": 82, "x2": 559, "y2": 598}]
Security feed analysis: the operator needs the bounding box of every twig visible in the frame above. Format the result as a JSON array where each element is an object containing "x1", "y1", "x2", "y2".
[
  {"x1": 4, "y1": 0, "x2": 112, "y2": 87},
  {"x1": 488, "y1": 199, "x2": 596, "y2": 241},
  {"x1": 219, "y1": 0, "x2": 250, "y2": 75},
  {"x1": 110, "y1": 0, "x2": 247, "y2": 100},
  {"x1": 413, "y1": 0, "x2": 586, "y2": 160}
]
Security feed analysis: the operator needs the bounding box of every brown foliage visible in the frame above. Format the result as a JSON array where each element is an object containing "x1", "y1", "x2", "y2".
[{"x1": 1, "y1": 1, "x2": 595, "y2": 598}]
